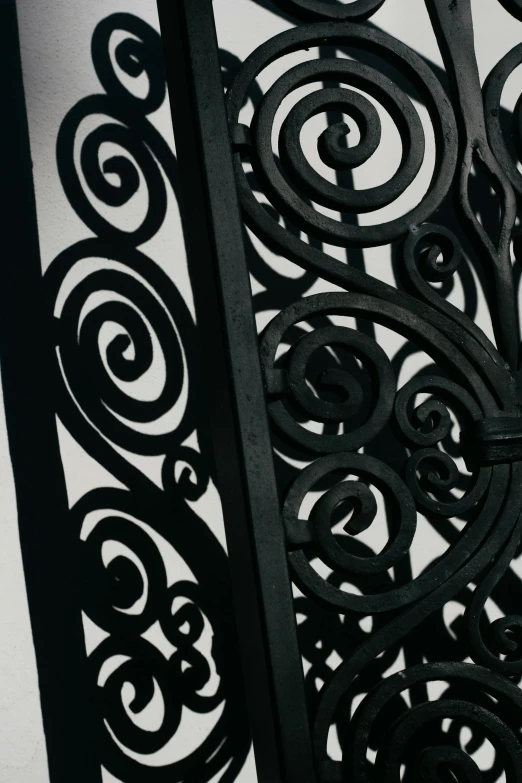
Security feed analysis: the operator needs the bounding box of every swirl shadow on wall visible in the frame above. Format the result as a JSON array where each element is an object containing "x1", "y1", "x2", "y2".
[{"x1": 33, "y1": 12, "x2": 252, "y2": 783}]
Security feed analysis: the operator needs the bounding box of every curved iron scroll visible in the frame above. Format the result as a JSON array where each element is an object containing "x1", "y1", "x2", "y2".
[{"x1": 158, "y1": 0, "x2": 522, "y2": 782}]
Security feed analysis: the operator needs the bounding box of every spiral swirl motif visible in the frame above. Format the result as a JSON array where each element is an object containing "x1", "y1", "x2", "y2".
[
  {"x1": 71, "y1": 487, "x2": 249, "y2": 781},
  {"x1": 403, "y1": 224, "x2": 462, "y2": 295},
  {"x1": 78, "y1": 511, "x2": 168, "y2": 636},
  {"x1": 260, "y1": 292, "x2": 500, "y2": 455},
  {"x1": 261, "y1": 299, "x2": 396, "y2": 454},
  {"x1": 395, "y1": 376, "x2": 491, "y2": 517},
  {"x1": 347, "y1": 663, "x2": 522, "y2": 782},
  {"x1": 284, "y1": 452, "x2": 419, "y2": 613},
  {"x1": 283, "y1": 452, "x2": 507, "y2": 616},
  {"x1": 46, "y1": 240, "x2": 196, "y2": 455},
  {"x1": 91, "y1": 14, "x2": 166, "y2": 114},
  {"x1": 57, "y1": 14, "x2": 176, "y2": 245},
  {"x1": 89, "y1": 588, "x2": 243, "y2": 776},
  {"x1": 401, "y1": 224, "x2": 511, "y2": 379},
  {"x1": 88, "y1": 577, "x2": 229, "y2": 759},
  {"x1": 93, "y1": 638, "x2": 183, "y2": 757},
  {"x1": 404, "y1": 447, "x2": 490, "y2": 517},
  {"x1": 395, "y1": 376, "x2": 479, "y2": 449},
  {"x1": 228, "y1": 23, "x2": 457, "y2": 248}
]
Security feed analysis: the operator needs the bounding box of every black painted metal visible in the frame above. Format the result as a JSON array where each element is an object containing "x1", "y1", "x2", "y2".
[
  {"x1": 156, "y1": 3, "x2": 316, "y2": 781},
  {"x1": 158, "y1": 0, "x2": 522, "y2": 782}
]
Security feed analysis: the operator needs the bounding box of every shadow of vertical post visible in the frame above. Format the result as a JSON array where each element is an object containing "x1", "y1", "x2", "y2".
[{"x1": 0, "y1": 2, "x2": 102, "y2": 781}]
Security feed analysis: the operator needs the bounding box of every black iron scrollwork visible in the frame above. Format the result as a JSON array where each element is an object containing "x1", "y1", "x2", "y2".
[
  {"x1": 44, "y1": 13, "x2": 250, "y2": 782},
  {"x1": 221, "y1": 0, "x2": 522, "y2": 780}
]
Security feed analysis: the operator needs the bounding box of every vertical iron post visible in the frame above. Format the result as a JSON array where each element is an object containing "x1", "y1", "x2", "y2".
[{"x1": 156, "y1": 1, "x2": 317, "y2": 781}]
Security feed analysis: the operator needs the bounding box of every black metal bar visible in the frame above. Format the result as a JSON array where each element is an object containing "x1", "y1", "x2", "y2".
[
  {"x1": 156, "y1": 2, "x2": 317, "y2": 781},
  {"x1": 0, "y1": 3, "x2": 101, "y2": 781}
]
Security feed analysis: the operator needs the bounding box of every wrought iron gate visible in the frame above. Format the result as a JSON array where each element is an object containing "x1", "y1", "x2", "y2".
[
  {"x1": 5, "y1": 0, "x2": 522, "y2": 780},
  {"x1": 157, "y1": 0, "x2": 522, "y2": 781}
]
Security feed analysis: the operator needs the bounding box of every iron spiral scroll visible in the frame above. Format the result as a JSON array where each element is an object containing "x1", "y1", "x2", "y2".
[{"x1": 220, "y1": 0, "x2": 522, "y2": 780}]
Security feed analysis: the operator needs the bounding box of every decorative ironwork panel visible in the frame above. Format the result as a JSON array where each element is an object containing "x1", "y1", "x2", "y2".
[{"x1": 158, "y1": 1, "x2": 522, "y2": 782}]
